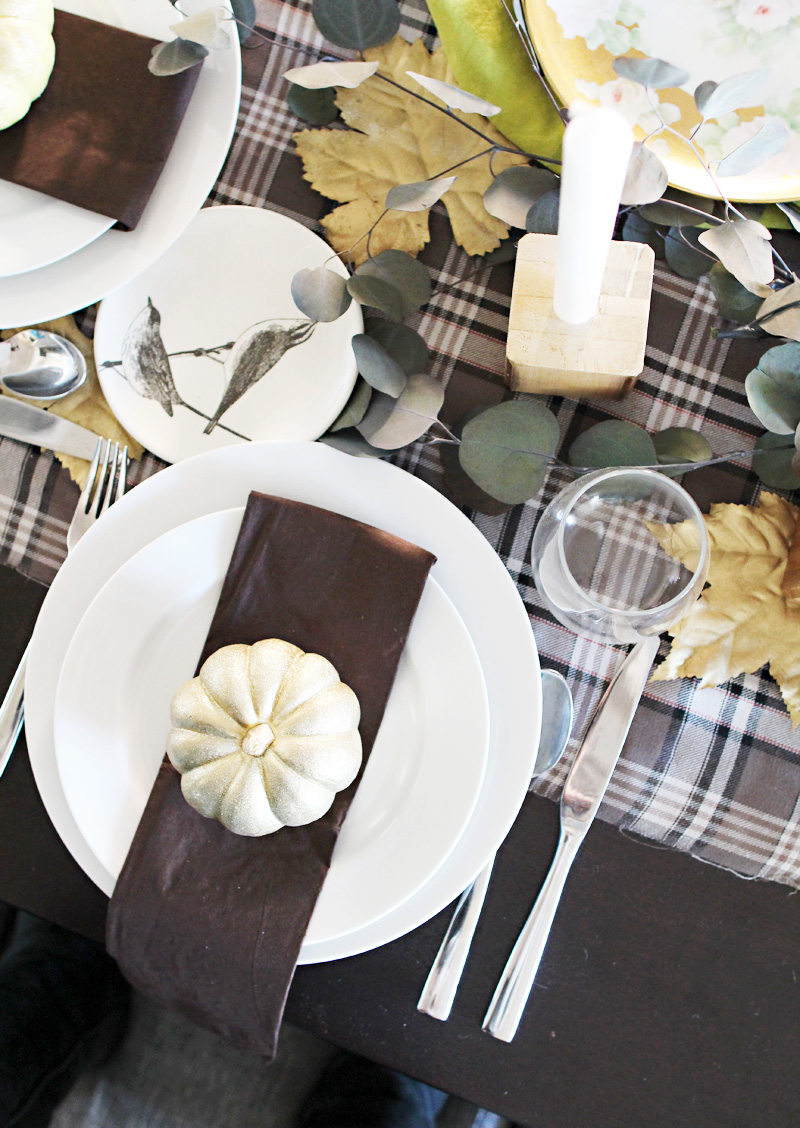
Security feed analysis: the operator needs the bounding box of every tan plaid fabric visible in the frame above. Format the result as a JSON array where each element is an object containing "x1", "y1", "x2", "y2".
[{"x1": 1, "y1": 0, "x2": 798, "y2": 890}]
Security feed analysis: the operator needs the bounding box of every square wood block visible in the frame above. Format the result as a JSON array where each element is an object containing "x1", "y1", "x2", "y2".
[{"x1": 505, "y1": 233, "x2": 654, "y2": 400}]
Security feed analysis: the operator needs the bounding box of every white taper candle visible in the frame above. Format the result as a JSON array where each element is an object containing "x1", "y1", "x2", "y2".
[{"x1": 553, "y1": 106, "x2": 634, "y2": 325}]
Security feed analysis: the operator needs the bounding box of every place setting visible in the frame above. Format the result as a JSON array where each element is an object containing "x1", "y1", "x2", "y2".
[{"x1": 0, "y1": 0, "x2": 799, "y2": 1116}]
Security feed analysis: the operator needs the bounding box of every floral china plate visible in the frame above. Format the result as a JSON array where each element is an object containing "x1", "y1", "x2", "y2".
[{"x1": 524, "y1": 0, "x2": 800, "y2": 202}]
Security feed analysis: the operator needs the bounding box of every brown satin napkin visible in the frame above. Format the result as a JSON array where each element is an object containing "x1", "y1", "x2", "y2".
[
  {"x1": 106, "y1": 492, "x2": 435, "y2": 1058},
  {"x1": 0, "y1": 10, "x2": 201, "y2": 230}
]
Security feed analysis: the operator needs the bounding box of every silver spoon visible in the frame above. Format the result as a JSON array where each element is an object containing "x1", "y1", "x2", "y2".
[
  {"x1": 417, "y1": 669, "x2": 574, "y2": 1021},
  {"x1": 0, "y1": 329, "x2": 87, "y2": 400}
]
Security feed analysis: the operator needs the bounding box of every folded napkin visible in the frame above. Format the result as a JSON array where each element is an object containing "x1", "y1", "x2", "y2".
[
  {"x1": 106, "y1": 492, "x2": 435, "y2": 1058},
  {"x1": 0, "y1": 10, "x2": 201, "y2": 231}
]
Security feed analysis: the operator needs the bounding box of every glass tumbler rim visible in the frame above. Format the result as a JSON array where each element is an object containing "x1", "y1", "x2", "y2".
[{"x1": 551, "y1": 466, "x2": 709, "y2": 624}]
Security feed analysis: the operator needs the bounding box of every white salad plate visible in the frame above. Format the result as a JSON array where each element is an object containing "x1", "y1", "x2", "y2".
[
  {"x1": 25, "y1": 442, "x2": 541, "y2": 964},
  {"x1": 0, "y1": 184, "x2": 113, "y2": 280},
  {"x1": 53, "y1": 507, "x2": 490, "y2": 947},
  {"x1": 94, "y1": 207, "x2": 362, "y2": 462},
  {"x1": 0, "y1": 0, "x2": 241, "y2": 327}
]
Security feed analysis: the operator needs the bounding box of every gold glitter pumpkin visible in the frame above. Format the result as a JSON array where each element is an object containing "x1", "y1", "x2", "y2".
[{"x1": 166, "y1": 639, "x2": 362, "y2": 836}]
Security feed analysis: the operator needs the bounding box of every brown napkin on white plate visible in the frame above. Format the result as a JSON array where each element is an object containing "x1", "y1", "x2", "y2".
[
  {"x1": 0, "y1": 10, "x2": 201, "y2": 230},
  {"x1": 106, "y1": 491, "x2": 435, "y2": 1058}
]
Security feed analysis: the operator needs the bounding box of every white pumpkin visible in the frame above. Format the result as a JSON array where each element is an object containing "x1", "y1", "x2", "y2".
[
  {"x1": 0, "y1": 0, "x2": 55, "y2": 131},
  {"x1": 167, "y1": 639, "x2": 362, "y2": 837}
]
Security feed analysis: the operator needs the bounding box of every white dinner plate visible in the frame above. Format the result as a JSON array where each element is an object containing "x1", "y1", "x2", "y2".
[
  {"x1": 94, "y1": 207, "x2": 361, "y2": 461},
  {"x1": 53, "y1": 508, "x2": 490, "y2": 946},
  {"x1": 0, "y1": 0, "x2": 240, "y2": 327},
  {"x1": 25, "y1": 442, "x2": 541, "y2": 963}
]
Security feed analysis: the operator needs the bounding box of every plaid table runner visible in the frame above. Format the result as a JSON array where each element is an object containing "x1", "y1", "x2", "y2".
[{"x1": 1, "y1": 0, "x2": 798, "y2": 893}]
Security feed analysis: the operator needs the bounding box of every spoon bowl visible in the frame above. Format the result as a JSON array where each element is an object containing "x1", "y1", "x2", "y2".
[
  {"x1": 0, "y1": 330, "x2": 87, "y2": 400},
  {"x1": 535, "y1": 669, "x2": 574, "y2": 775}
]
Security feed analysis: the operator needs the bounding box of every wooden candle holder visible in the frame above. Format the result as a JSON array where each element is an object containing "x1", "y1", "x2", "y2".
[{"x1": 505, "y1": 233, "x2": 654, "y2": 400}]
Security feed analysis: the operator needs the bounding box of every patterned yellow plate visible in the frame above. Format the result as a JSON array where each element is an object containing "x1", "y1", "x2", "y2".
[{"x1": 524, "y1": 0, "x2": 800, "y2": 203}]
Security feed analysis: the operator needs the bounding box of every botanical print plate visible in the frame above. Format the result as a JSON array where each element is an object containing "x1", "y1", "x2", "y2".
[
  {"x1": 524, "y1": 0, "x2": 800, "y2": 202},
  {"x1": 94, "y1": 205, "x2": 361, "y2": 462}
]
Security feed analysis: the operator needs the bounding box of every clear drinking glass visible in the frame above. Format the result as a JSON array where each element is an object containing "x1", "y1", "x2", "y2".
[{"x1": 531, "y1": 468, "x2": 709, "y2": 644}]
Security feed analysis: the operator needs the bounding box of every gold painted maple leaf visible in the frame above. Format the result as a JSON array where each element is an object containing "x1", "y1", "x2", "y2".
[
  {"x1": 648, "y1": 493, "x2": 800, "y2": 727},
  {"x1": 293, "y1": 35, "x2": 527, "y2": 264}
]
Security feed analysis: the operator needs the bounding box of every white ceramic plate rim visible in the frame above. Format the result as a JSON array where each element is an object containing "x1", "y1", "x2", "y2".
[
  {"x1": 53, "y1": 507, "x2": 490, "y2": 946},
  {"x1": 25, "y1": 442, "x2": 541, "y2": 963},
  {"x1": 0, "y1": 184, "x2": 113, "y2": 280},
  {"x1": 93, "y1": 206, "x2": 362, "y2": 461},
  {"x1": 0, "y1": 0, "x2": 241, "y2": 327}
]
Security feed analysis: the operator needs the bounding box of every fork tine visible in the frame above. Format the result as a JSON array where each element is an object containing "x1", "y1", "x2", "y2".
[
  {"x1": 114, "y1": 445, "x2": 128, "y2": 503},
  {"x1": 97, "y1": 442, "x2": 120, "y2": 519},
  {"x1": 78, "y1": 439, "x2": 105, "y2": 515},
  {"x1": 91, "y1": 441, "x2": 112, "y2": 520}
]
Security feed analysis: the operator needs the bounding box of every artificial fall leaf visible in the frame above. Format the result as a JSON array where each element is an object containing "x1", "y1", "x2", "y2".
[
  {"x1": 648, "y1": 493, "x2": 800, "y2": 727},
  {"x1": 1, "y1": 316, "x2": 143, "y2": 487},
  {"x1": 292, "y1": 35, "x2": 526, "y2": 264}
]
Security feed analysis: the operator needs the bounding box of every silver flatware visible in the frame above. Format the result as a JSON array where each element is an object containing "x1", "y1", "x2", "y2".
[
  {"x1": 0, "y1": 395, "x2": 102, "y2": 460},
  {"x1": 0, "y1": 439, "x2": 128, "y2": 781},
  {"x1": 418, "y1": 669, "x2": 573, "y2": 1021},
  {"x1": 0, "y1": 329, "x2": 87, "y2": 400},
  {"x1": 482, "y1": 635, "x2": 659, "y2": 1042}
]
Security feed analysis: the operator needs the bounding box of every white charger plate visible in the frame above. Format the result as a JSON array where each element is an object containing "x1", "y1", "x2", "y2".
[
  {"x1": 94, "y1": 207, "x2": 361, "y2": 461},
  {"x1": 25, "y1": 442, "x2": 542, "y2": 963},
  {"x1": 53, "y1": 507, "x2": 490, "y2": 946},
  {"x1": 0, "y1": 0, "x2": 240, "y2": 327}
]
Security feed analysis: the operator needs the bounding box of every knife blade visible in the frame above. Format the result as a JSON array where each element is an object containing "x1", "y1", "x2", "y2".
[
  {"x1": 0, "y1": 396, "x2": 101, "y2": 461},
  {"x1": 482, "y1": 634, "x2": 659, "y2": 1042}
]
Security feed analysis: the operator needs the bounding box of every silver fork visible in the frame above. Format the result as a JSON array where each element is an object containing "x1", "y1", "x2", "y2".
[{"x1": 0, "y1": 439, "x2": 128, "y2": 779}]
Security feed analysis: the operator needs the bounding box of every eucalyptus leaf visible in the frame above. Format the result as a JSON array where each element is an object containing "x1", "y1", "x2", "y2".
[
  {"x1": 351, "y1": 334, "x2": 407, "y2": 395},
  {"x1": 716, "y1": 117, "x2": 788, "y2": 178},
  {"x1": 170, "y1": 7, "x2": 230, "y2": 49},
  {"x1": 698, "y1": 218, "x2": 774, "y2": 287},
  {"x1": 744, "y1": 343, "x2": 800, "y2": 434},
  {"x1": 638, "y1": 198, "x2": 717, "y2": 227},
  {"x1": 459, "y1": 400, "x2": 560, "y2": 505},
  {"x1": 319, "y1": 430, "x2": 378, "y2": 457},
  {"x1": 620, "y1": 143, "x2": 669, "y2": 207},
  {"x1": 694, "y1": 67, "x2": 770, "y2": 120},
  {"x1": 622, "y1": 211, "x2": 665, "y2": 258},
  {"x1": 230, "y1": 0, "x2": 255, "y2": 39},
  {"x1": 405, "y1": 70, "x2": 501, "y2": 117},
  {"x1": 751, "y1": 431, "x2": 800, "y2": 489},
  {"x1": 357, "y1": 372, "x2": 444, "y2": 448},
  {"x1": 613, "y1": 56, "x2": 690, "y2": 90},
  {"x1": 329, "y1": 378, "x2": 372, "y2": 432},
  {"x1": 149, "y1": 38, "x2": 209, "y2": 75},
  {"x1": 653, "y1": 427, "x2": 712, "y2": 476},
  {"x1": 385, "y1": 176, "x2": 456, "y2": 213},
  {"x1": 480, "y1": 240, "x2": 519, "y2": 267},
  {"x1": 346, "y1": 274, "x2": 405, "y2": 321},
  {"x1": 776, "y1": 202, "x2": 800, "y2": 233},
  {"x1": 756, "y1": 280, "x2": 800, "y2": 341},
  {"x1": 708, "y1": 263, "x2": 764, "y2": 322},
  {"x1": 355, "y1": 250, "x2": 431, "y2": 316},
  {"x1": 664, "y1": 227, "x2": 712, "y2": 279},
  {"x1": 568, "y1": 420, "x2": 658, "y2": 469},
  {"x1": 311, "y1": 0, "x2": 399, "y2": 49},
  {"x1": 291, "y1": 267, "x2": 352, "y2": 322},
  {"x1": 287, "y1": 84, "x2": 339, "y2": 125},
  {"x1": 283, "y1": 60, "x2": 379, "y2": 89},
  {"x1": 525, "y1": 190, "x2": 559, "y2": 235},
  {"x1": 440, "y1": 439, "x2": 513, "y2": 516},
  {"x1": 483, "y1": 166, "x2": 559, "y2": 229},
  {"x1": 368, "y1": 322, "x2": 429, "y2": 375}
]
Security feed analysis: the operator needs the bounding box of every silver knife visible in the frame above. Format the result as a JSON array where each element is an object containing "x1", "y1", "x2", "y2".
[
  {"x1": 0, "y1": 396, "x2": 100, "y2": 460},
  {"x1": 482, "y1": 635, "x2": 659, "y2": 1042}
]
